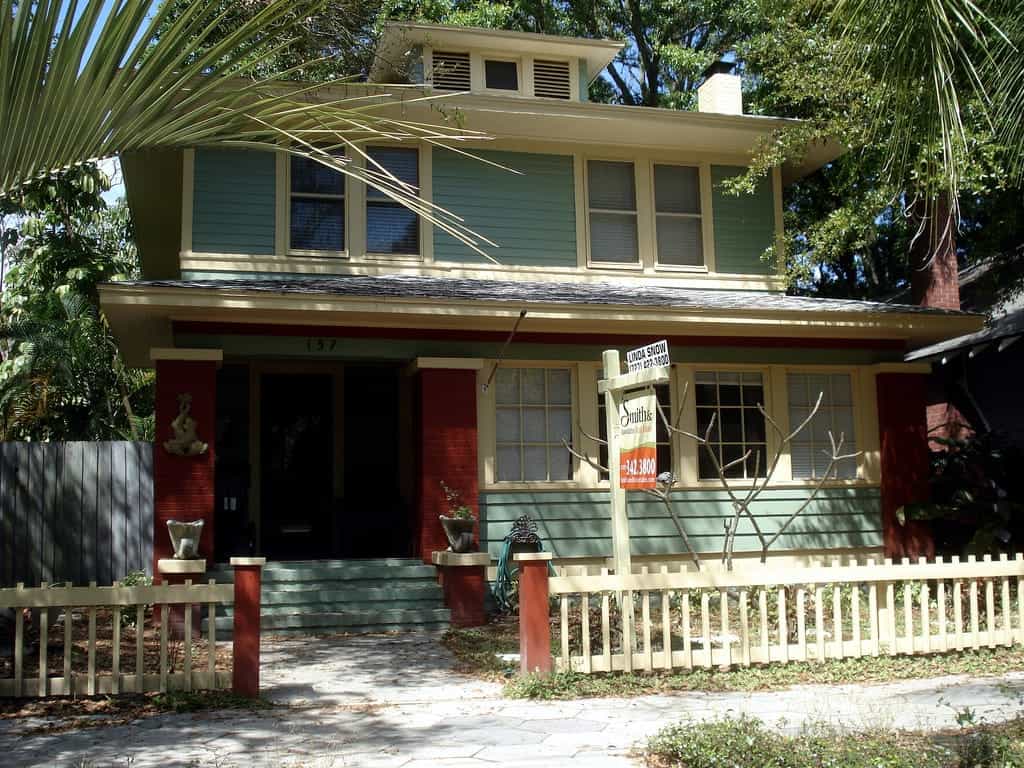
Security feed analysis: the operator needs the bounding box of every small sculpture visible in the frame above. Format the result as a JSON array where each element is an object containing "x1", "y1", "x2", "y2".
[
  {"x1": 167, "y1": 519, "x2": 204, "y2": 559},
  {"x1": 163, "y1": 393, "x2": 208, "y2": 456}
]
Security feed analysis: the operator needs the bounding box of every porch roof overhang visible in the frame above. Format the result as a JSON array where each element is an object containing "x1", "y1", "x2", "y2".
[{"x1": 98, "y1": 275, "x2": 984, "y2": 368}]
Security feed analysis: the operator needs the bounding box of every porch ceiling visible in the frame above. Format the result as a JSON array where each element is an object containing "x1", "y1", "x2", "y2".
[{"x1": 99, "y1": 275, "x2": 984, "y2": 368}]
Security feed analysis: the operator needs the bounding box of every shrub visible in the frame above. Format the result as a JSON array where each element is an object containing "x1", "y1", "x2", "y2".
[{"x1": 646, "y1": 716, "x2": 950, "y2": 768}]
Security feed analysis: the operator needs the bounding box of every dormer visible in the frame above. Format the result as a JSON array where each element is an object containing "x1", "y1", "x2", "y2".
[{"x1": 370, "y1": 22, "x2": 624, "y2": 103}]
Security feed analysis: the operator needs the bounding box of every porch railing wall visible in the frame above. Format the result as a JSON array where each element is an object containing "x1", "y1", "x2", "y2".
[{"x1": 0, "y1": 442, "x2": 154, "y2": 588}]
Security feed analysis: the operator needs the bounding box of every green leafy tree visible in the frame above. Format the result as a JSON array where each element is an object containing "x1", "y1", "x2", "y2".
[{"x1": 0, "y1": 165, "x2": 153, "y2": 441}]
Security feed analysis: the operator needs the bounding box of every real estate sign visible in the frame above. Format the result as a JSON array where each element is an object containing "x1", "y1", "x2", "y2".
[
  {"x1": 625, "y1": 340, "x2": 670, "y2": 372},
  {"x1": 618, "y1": 389, "x2": 658, "y2": 489}
]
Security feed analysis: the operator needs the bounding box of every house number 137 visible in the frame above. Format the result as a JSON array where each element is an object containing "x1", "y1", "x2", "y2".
[{"x1": 306, "y1": 338, "x2": 338, "y2": 353}]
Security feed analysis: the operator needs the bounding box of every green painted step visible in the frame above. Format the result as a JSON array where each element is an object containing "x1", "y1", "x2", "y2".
[
  {"x1": 207, "y1": 562, "x2": 436, "y2": 584},
  {"x1": 218, "y1": 599, "x2": 444, "y2": 616},
  {"x1": 203, "y1": 607, "x2": 451, "y2": 633}
]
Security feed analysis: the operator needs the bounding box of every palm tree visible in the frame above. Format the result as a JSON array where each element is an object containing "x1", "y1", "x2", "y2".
[
  {"x1": 825, "y1": 0, "x2": 1022, "y2": 203},
  {"x1": 0, "y1": 0, "x2": 496, "y2": 258}
]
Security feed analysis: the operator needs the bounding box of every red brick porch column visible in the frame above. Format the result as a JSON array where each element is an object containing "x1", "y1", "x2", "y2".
[
  {"x1": 231, "y1": 556, "x2": 265, "y2": 698},
  {"x1": 152, "y1": 349, "x2": 222, "y2": 576},
  {"x1": 432, "y1": 551, "x2": 489, "y2": 627},
  {"x1": 877, "y1": 371, "x2": 934, "y2": 559},
  {"x1": 516, "y1": 552, "x2": 553, "y2": 676},
  {"x1": 417, "y1": 363, "x2": 480, "y2": 562}
]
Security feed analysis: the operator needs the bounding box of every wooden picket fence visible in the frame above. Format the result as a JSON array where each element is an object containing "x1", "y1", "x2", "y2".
[
  {"x1": 549, "y1": 554, "x2": 1024, "y2": 674},
  {"x1": 0, "y1": 580, "x2": 233, "y2": 697}
]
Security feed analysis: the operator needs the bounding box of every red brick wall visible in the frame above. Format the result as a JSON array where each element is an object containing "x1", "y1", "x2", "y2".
[
  {"x1": 153, "y1": 359, "x2": 217, "y2": 574},
  {"x1": 876, "y1": 372, "x2": 934, "y2": 559},
  {"x1": 417, "y1": 369, "x2": 479, "y2": 562}
]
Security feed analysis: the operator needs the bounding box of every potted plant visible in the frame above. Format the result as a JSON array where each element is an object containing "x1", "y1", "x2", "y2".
[{"x1": 439, "y1": 481, "x2": 477, "y2": 553}]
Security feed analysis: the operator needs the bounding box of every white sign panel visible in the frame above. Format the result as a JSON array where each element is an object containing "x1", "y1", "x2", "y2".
[{"x1": 625, "y1": 340, "x2": 670, "y2": 372}]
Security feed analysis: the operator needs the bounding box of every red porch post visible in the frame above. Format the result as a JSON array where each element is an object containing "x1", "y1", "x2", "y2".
[
  {"x1": 231, "y1": 556, "x2": 266, "y2": 697},
  {"x1": 877, "y1": 371, "x2": 935, "y2": 559},
  {"x1": 416, "y1": 362, "x2": 481, "y2": 562},
  {"x1": 516, "y1": 552, "x2": 553, "y2": 675},
  {"x1": 151, "y1": 349, "x2": 222, "y2": 576}
]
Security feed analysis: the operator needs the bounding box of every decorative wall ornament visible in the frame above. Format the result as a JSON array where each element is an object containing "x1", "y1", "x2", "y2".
[{"x1": 163, "y1": 393, "x2": 208, "y2": 456}]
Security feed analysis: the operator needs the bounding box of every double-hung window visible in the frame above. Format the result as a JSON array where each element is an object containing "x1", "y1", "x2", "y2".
[
  {"x1": 587, "y1": 160, "x2": 639, "y2": 265},
  {"x1": 654, "y1": 164, "x2": 703, "y2": 267},
  {"x1": 787, "y1": 373, "x2": 858, "y2": 479},
  {"x1": 695, "y1": 371, "x2": 767, "y2": 480},
  {"x1": 596, "y1": 378, "x2": 673, "y2": 481},
  {"x1": 289, "y1": 154, "x2": 345, "y2": 253},
  {"x1": 366, "y1": 147, "x2": 420, "y2": 256},
  {"x1": 495, "y1": 368, "x2": 573, "y2": 482}
]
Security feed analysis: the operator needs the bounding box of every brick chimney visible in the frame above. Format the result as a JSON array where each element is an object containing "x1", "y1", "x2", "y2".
[
  {"x1": 697, "y1": 61, "x2": 742, "y2": 116},
  {"x1": 910, "y1": 194, "x2": 960, "y2": 310}
]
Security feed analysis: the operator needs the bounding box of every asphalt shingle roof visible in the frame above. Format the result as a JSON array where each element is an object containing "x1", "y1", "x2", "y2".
[{"x1": 115, "y1": 274, "x2": 972, "y2": 317}]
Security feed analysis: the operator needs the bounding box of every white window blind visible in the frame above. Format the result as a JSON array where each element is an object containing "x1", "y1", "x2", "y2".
[
  {"x1": 495, "y1": 368, "x2": 573, "y2": 482},
  {"x1": 366, "y1": 147, "x2": 419, "y2": 255},
  {"x1": 654, "y1": 164, "x2": 702, "y2": 267},
  {"x1": 787, "y1": 373, "x2": 858, "y2": 479},
  {"x1": 289, "y1": 155, "x2": 344, "y2": 252},
  {"x1": 587, "y1": 160, "x2": 638, "y2": 264}
]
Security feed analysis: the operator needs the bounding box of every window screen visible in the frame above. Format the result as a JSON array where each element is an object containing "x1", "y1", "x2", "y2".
[
  {"x1": 485, "y1": 59, "x2": 519, "y2": 90},
  {"x1": 695, "y1": 371, "x2": 767, "y2": 480},
  {"x1": 654, "y1": 164, "x2": 702, "y2": 266},
  {"x1": 289, "y1": 155, "x2": 344, "y2": 252},
  {"x1": 366, "y1": 147, "x2": 419, "y2": 255},
  {"x1": 495, "y1": 368, "x2": 573, "y2": 482},
  {"x1": 788, "y1": 373, "x2": 857, "y2": 479},
  {"x1": 587, "y1": 160, "x2": 638, "y2": 264}
]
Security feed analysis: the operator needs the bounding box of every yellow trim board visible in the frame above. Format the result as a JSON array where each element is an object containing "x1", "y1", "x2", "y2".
[{"x1": 150, "y1": 347, "x2": 223, "y2": 362}]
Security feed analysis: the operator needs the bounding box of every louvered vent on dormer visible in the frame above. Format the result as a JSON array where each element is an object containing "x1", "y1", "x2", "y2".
[
  {"x1": 533, "y1": 59, "x2": 572, "y2": 99},
  {"x1": 431, "y1": 51, "x2": 471, "y2": 91}
]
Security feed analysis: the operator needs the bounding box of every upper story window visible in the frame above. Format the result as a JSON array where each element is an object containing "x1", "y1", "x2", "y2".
[
  {"x1": 587, "y1": 160, "x2": 639, "y2": 265},
  {"x1": 788, "y1": 373, "x2": 858, "y2": 479},
  {"x1": 495, "y1": 367, "x2": 573, "y2": 482},
  {"x1": 366, "y1": 147, "x2": 420, "y2": 255},
  {"x1": 289, "y1": 154, "x2": 345, "y2": 253},
  {"x1": 695, "y1": 371, "x2": 767, "y2": 480},
  {"x1": 654, "y1": 164, "x2": 703, "y2": 267},
  {"x1": 484, "y1": 59, "x2": 519, "y2": 91}
]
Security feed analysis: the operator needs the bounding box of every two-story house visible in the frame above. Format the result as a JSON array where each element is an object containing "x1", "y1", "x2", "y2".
[{"x1": 99, "y1": 23, "x2": 981, "y2": 631}]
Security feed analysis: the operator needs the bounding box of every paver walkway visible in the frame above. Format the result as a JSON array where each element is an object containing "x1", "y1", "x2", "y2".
[{"x1": 1, "y1": 633, "x2": 1022, "y2": 767}]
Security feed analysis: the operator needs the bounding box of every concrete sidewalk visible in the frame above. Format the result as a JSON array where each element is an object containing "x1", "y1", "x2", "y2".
[{"x1": 1, "y1": 634, "x2": 1022, "y2": 767}]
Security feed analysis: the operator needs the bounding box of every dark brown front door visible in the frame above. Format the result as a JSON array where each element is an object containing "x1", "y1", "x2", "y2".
[{"x1": 260, "y1": 373, "x2": 333, "y2": 559}]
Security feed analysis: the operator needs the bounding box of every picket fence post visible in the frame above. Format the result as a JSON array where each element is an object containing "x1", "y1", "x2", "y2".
[
  {"x1": 516, "y1": 552, "x2": 553, "y2": 675},
  {"x1": 231, "y1": 557, "x2": 266, "y2": 697}
]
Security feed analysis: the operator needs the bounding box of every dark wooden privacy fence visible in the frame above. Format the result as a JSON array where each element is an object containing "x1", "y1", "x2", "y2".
[{"x1": 0, "y1": 442, "x2": 153, "y2": 587}]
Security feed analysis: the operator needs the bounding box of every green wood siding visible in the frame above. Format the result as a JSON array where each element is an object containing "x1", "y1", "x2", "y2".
[
  {"x1": 192, "y1": 149, "x2": 276, "y2": 255},
  {"x1": 480, "y1": 487, "x2": 882, "y2": 559},
  {"x1": 711, "y1": 165, "x2": 775, "y2": 275},
  {"x1": 432, "y1": 149, "x2": 577, "y2": 266}
]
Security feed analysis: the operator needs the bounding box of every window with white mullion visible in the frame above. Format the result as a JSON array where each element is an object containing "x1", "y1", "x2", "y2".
[
  {"x1": 495, "y1": 368, "x2": 573, "y2": 483},
  {"x1": 289, "y1": 154, "x2": 345, "y2": 253},
  {"x1": 654, "y1": 163, "x2": 703, "y2": 267},
  {"x1": 787, "y1": 373, "x2": 857, "y2": 480},
  {"x1": 587, "y1": 160, "x2": 639, "y2": 265},
  {"x1": 695, "y1": 371, "x2": 767, "y2": 480}
]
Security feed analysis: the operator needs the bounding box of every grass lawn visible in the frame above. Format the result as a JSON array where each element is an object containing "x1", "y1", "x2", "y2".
[{"x1": 442, "y1": 617, "x2": 1024, "y2": 699}]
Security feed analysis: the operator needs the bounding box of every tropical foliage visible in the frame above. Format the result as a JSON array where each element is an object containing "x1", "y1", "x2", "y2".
[
  {"x1": 0, "y1": 164, "x2": 152, "y2": 440},
  {"x1": 0, "y1": 0, "x2": 494, "y2": 257}
]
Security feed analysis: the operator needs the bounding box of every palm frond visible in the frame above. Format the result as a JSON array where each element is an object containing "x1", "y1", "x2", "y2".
[
  {"x1": 0, "y1": 0, "x2": 500, "y2": 260},
  {"x1": 825, "y1": 0, "x2": 1012, "y2": 203}
]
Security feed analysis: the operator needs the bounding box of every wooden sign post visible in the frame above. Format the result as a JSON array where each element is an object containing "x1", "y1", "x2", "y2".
[{"x1": 598, "y1": 349, "x2": 671, "y2": 576}]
